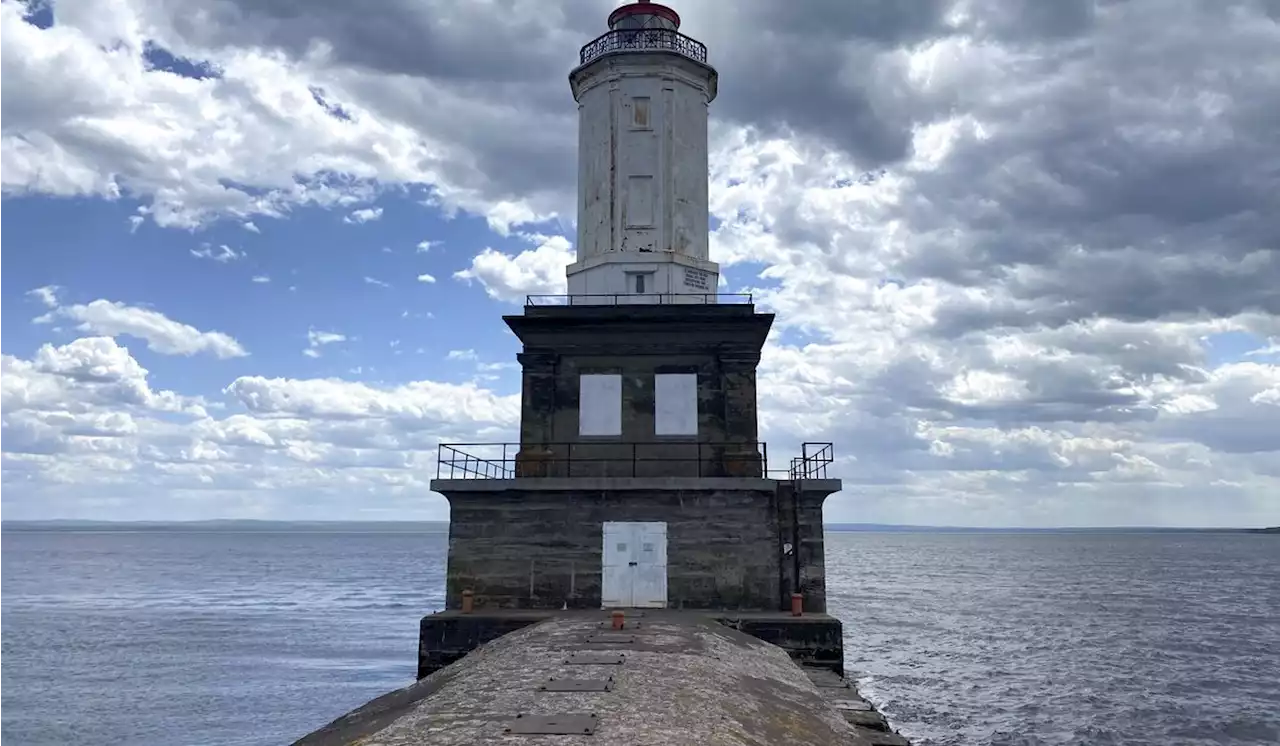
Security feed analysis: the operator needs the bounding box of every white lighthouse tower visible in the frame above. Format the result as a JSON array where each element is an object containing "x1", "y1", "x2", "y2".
[{"x1": 566, "y1": 0, "x2": 720, "y2": 304}]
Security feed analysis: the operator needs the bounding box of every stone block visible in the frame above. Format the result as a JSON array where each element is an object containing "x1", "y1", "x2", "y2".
[{"x1": 843, "y1": 709, "x2": 890, "y2": 731}]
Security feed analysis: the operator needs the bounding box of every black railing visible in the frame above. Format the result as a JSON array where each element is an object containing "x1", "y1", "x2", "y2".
[
  {"x1": 579, "y1": 28, "x2": 708, "y2": 66},
  {"x1": 436, "y1": 441, "x2": 767, "y2": 480},
  {"x1": 525, "y1": 293, "x2": 752, "y2": 307},
  {"x1": 789, "y1": 442, "x2": 834, "y2": 479},
  {"x1": 435, "y1": 441, "x2": 836, "y2": 481}
]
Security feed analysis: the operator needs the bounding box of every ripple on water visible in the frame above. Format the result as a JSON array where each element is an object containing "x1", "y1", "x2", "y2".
[{"x1": 828, "y1": 532, "x2": 1280, "y2": 746}]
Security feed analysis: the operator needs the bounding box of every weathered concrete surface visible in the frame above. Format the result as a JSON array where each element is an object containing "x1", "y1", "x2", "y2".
[
  {"x1": 569, "y1": 52, "x2": 716, "y2": 266},
  {"x1": 418, "y1": 610, "x2": 844, "y2": 680},
  {"x1": 295, "y1": 613, "x2": 881, "y2": 746}
]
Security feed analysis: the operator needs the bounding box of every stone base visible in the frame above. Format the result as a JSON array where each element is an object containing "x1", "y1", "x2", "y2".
[
  {"x1": 417, "y1": 609, "x2": 843, "y2": 679},
  {"x1": 417, "y1": 610, "x2": 553, "y2": 679},
  {"x1": 713, "y1": 612, "x2": 844, "y2": 675}
]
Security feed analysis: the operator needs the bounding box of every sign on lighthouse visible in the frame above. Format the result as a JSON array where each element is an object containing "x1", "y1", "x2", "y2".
[{"x1": 565, "y1": 0, "x2": 721, "y2": 304}]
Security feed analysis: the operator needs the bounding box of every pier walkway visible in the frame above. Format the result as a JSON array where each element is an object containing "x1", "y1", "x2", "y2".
[{"x1": 295, "y1": 612, "x2": 908, "y2": 745}]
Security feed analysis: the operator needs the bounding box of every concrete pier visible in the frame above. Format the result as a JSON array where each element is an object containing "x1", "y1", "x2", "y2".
[{"x1": 295, "y1": 613, "x2": 910, "y2": 745}]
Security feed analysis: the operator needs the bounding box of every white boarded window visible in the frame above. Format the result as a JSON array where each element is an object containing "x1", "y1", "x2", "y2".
[
  {"x1": 625, "y1": 175, "x2": 654, "y2": 227},
  {"x1": 580, "y1": 374, "x2": 622, "y2": 436},
  {"x1": 631, "y1": 96, "x2": 651, "y2": 129},
  {"x1": 655, "y1": 374, "x2": 697, "y2": 435}
]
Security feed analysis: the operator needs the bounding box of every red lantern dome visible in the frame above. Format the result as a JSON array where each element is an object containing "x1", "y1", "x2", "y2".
[{"x1": 607, "y1": 1, "x2": 681, "y2": 32}]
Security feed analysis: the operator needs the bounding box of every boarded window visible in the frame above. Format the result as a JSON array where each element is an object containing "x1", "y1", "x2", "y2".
[
  {"x1": 654, "y1": 373, "x2": 697, "y2": 435},
  {"x1": 580, "y1": 374, "x2": 622, "y2": 436},
  {"x1": 625, "y1": 175, "x2": 654, "y2": 227},
  {"x1": 631, "y1": 96, "x2": 651, "y2": 129}
]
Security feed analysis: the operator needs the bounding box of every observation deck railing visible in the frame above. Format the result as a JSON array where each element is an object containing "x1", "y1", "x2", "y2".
[
  {"x1": 435, "y1": 441, "x2": 835, "y2": 481},
  {"x1": 437, "y1": 441, "x2": 766, "y2": 479},
  {"x1": 579, "y1": 28, "x2": 708, "y2": 66},
  {"x1": 524, "y1": 293, "x2": 752, "y2": 307}
]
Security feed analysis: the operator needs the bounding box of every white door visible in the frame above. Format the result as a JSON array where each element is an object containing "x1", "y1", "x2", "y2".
[
  {"x1": 601, "y1": 521, "x2": 667, "y2": 609},
  {"x1": 631, "y1": 523, "x2": 667, "y2": 608},
  {"x1": 601, "y1": 522, "x2": 633, "y2": 608}
]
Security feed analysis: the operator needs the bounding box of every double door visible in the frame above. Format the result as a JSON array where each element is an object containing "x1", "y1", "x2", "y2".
[{"x1": 601, "y1": 521, "x2": 667, "y2": 608}]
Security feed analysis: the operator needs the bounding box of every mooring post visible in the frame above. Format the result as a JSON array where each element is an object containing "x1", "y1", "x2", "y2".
[
  {"x1": 462, "y1": 589, "x2": 474, "y2": 614},
  {"x1": 791, "y1": 592, "x2": 803, "y2": 617},
  {"x1": 611, "y1": 610, "x2": 625, "y2": 630}
]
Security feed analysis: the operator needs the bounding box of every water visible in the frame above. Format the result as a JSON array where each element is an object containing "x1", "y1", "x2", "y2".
[
  {"x1": 1, "y1": 528, "x2": 447, "y2": 746},
  {"x1": 2, "y1": 529, "x2": 1277, "y2": 745},
  {"x1": 828, "y1": 533, "x2": 1280, "y2": 746}
]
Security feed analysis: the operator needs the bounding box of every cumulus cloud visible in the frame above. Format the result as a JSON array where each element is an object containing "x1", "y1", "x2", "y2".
[
  {"x1": 33, "y1": 294, "x2": 248, "y2": 359},
  {"x1": 2, "y1": 337, "x2": 207, "y2": 417},
  {"x1": 225, "y1": 375, "x2": 517, "y2": 425},
  {"x1": 416, "y1": 273, "x2": 437, "y2": 284},
  {"x1": 454, "y1": 234, "x2": 573, "y2": 302},
  {"x1": 343, "y1": 207, "x2": 383, "y2": 224},
  {"x1": 1, "y1": 338, "x2": 518, "y2": 519}
]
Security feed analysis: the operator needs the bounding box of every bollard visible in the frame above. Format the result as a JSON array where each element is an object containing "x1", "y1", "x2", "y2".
[
  {"x1": 791, "y1": 592, "x2": 803, "y2": 617},
  {"x1": 611, "y1": 610, "x2": 625, "y2": 630},
  {"x1": 462, "y1": 589, "x2": 474, "y2": 614}
]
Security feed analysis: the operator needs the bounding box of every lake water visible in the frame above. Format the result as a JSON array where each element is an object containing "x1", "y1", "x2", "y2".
[{"x1": 2, "y1": 528, "x2": 1277, "y2": 745}]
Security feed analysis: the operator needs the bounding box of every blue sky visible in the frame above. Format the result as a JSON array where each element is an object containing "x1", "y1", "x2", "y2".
[
  {"x1": 4, "y1": 192, "x2": 526, "y2": 393},
  {"x1": 2, "y1": 0, "x2": 1278, "y2": 527}
]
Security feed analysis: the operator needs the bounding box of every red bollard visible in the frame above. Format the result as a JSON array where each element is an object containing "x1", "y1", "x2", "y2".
[
  {"x1": 791, "y1": 592, "x2": 803, "y2": 617},
  {"x1": 462, "y1": 589, "x2": 474, "y2": 614},
  {"x1": 611, "y1": 610, "x2": 625, "y2": 630}
]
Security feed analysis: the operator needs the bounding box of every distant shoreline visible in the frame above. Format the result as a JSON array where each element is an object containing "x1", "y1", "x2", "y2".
[{"x1": 2, "y1": 519, "x2": 1275, "y2": 534}]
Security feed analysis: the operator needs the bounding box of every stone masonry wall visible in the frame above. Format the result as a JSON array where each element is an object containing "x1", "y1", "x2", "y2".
[
  {"x1": 776, "y1": 481, "x2": 831, "y2": 613},
  {"x1": 443, "y1": 486, "x2": 782, "y2": 611},
  {"x1": 506, "y1": 306, "x2": 772, "y2": 480}
]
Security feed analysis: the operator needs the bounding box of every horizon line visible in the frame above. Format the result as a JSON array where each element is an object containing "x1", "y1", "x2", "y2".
[{"x1": 2, "y1": 519, "x2": 1275, "y2": 531}]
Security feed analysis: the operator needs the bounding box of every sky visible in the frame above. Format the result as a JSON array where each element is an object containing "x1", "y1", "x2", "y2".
[{"x1": 2, "y1": 0, "x2": 1278, "y2": 527}]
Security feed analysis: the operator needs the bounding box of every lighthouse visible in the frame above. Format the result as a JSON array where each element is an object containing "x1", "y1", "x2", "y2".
[
  {"x1": 566, "y1": 0, "x2": 720, "y2": 303},
  {"x1": 422, "y1": 0, "x2": 844, "y2": 678}
]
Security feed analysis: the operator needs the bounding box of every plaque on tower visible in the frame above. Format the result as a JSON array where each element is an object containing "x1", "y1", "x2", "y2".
[{"x1": 682, "y1": 266, "x2": 712, "y2": 292}]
